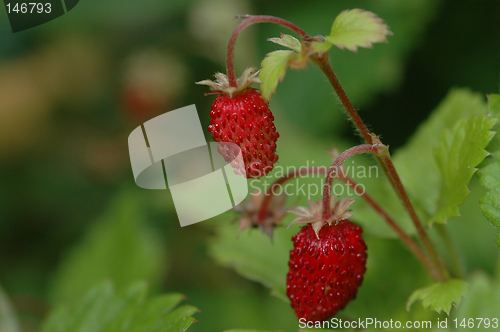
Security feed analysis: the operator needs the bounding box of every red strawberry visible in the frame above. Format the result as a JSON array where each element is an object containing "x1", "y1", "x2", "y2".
[
  {"x1": 286, "y1": 198, "x2": 367, "y2": 322},
  {"x1": 197, "y1": 69, "x2": 279, "y2": 178},
  {"x1": 287, "y1": 221, "x2": 367, "y2": 322},
  {"x1": 209, "y1": 88, "x2": 279, "y2": 178}
]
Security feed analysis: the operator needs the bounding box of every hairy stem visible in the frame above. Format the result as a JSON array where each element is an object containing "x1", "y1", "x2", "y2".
[
  {"x1": 322, "y1": 145, "x2": 379, "y2": 220},
  {"x1": 227, "y1": 15, "x2": 308, "y2": 87},
  {"x1": 314, "y1": 54, "x2": 448, "y2": 281},
  {"x1": 375, "y1": 147, "x2": 448, "y2": 281},
  {"x1": 257, "y1": 161, "x2": 439, "y2": 279},
  {"x1": 338, "y1": 173, "x2": 441, "y2": 280},
  {"x1": 226, "y1": 15, "x2": 450, "y2": 281},
  {"x1": 255, "y1": 162, "x2": 439, "y2": 280},
  {"x1": 312, "y1": 54, "x2": 372, "y2": 144}
]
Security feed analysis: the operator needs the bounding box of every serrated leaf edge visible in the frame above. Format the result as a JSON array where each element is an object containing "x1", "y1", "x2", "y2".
[
  {"x1": 268, "y1": 33, "x2": 302, "y2": 53},
  {"x1": 406, "y1": 279, "x2": 469, "y2": 315},
  {"x1": 327, "y1": 8, "x2": 392, "y2": 53}
]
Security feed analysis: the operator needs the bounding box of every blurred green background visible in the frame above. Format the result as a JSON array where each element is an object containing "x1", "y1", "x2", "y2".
[{"x1": 1, "y1": 0, "x2": 500, "y2": 331}]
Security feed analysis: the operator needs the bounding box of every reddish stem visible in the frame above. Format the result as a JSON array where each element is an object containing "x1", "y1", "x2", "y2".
[
  {"x1": 314, "y1": 55, "x2": 448, "y2": 282},
  {"x1": 227, "y1": 15, "x2": 308, "y2": 87},
  {"x1": 376, "y1": 150, "x2": 448, "y2": 281},
  {"x1": 255, "y1": 162, "x2": 439, "y2": 280},
  {"x1": 224, "y1": 14, "x2": 449, "y2": 281},
  {"x1": 312, "y1": 55, "x2": 372, "y2": 144},
  {"x1": 338, "y1": 173, "x2": 440, "y2": 281},
  {"x1": 322, "y1": 145, "x2": 379, "y2": 220}
]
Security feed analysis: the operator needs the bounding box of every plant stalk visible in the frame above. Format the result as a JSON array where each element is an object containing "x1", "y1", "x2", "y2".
[
  {"x1": 338, "y1": 173, "x2": 441, "y2": 280},
  {"x1": 313, "y1": 54, "x2": 448, "y2": 281},
  {"x1": 312, "y1": 54, "x2": 373, "y2": 144},
  {"x1": 255, "y1": 163, "x2": 439, "y2": 280},
  {"x1": 321, "y1": 144, "x2": 379, "y2": 220},
  {"x1": 375, "y1": 147, "x2": 448, "y2": 281},
  {"x1": 224, "y1": 14, "x2": 449, "y2": 282},
  {"x1": 226, "y1": 15, "x2": 308, "y2": 87}
]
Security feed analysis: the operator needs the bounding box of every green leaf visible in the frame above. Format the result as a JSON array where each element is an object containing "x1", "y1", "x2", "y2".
[
  {"x1": 478, "y1": 162, "x2": 500, "y2": 190},
  {"x1": 355, "y1": 89, "x2": 489, "y2": 236},
  {"x1": 430, "y1": 115, "x2": 496, "y2": 225},
  {"x1": 485, "y1": 94, "x2": 500, "y2": 159},
  {"x1": 326, "y1": 9, "x2": 392, "y2": 52},
  {"x1": 406, "y1": 279, "x2": 468, "y2": 314},
  {"x1": 268, "y1": 34, "x2": 302, "y2": 53},
  {"x1": 489, "y1": 94, "x2": 500, "y2": 118},
  {"x1": 0, "y1": 285, "x2": 20, "y2": 332},
  {"x1": 259, "y1": 33, "x2": 310, "y2": 102},
  {"x1": 394, "y1": 89, "x2": 488, "y2": 220},
  {"x1": 128, "y1": 304, "x2": 198, "y2": 332},
  {"x1": 479, "y1": 189, "x2": 500, "y2": 246},
  {"x1": 50, "y1": 190, "x2": 167, "y2": 303},
  {"x1": 478, "y1": 94, "x2": 500, "y2": 246},
  {"x1": 259, "y1": 50, "x2": 295, "y2": 102},
  {"x1": 42, "y1": 281, "x2": 197, "y2": 332},
  {"x1": 266, "y1": 1, "x2": 443, "y2": 136},
  {"x1": 209, "y1": 222, "x2": 296, "y2": 301}
]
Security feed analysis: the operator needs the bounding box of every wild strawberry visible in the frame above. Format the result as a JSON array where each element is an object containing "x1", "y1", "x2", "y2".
[
  {"x1": 197, "y1": 68, "x2": 279, "y2": 178},
  {"x1": 286, "y1": 198, "x2": 367, "y2": 322}
]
